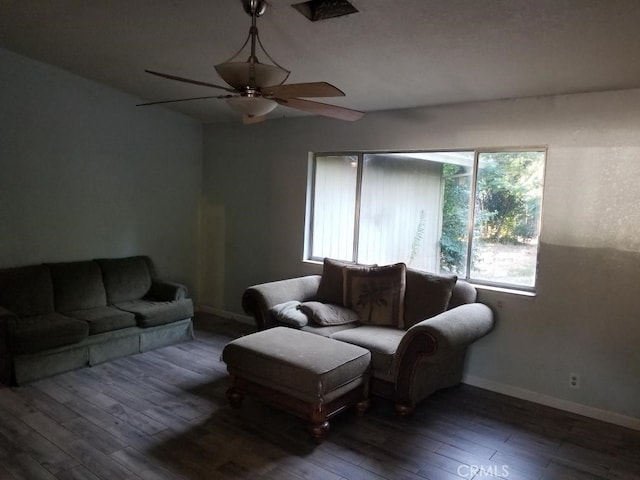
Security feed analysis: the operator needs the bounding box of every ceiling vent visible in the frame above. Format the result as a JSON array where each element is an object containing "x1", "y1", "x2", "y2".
[{"x1": 292, "y1": 0, "x2": 358, "y2": 22}]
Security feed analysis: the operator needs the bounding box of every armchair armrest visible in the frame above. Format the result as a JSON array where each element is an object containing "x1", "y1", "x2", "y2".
[
  {"x1": 400, "y1": 303, "x2": 494, "y2": 357},
  {"x1": 242, "y1": 275, "x2": 322, "y2": 330},
  {"x1": 147, "y1": 279, "x2": 188, "y2": 301},
  {"x1": 393, "y1": 303, "x2": 494, "y2": 404}
]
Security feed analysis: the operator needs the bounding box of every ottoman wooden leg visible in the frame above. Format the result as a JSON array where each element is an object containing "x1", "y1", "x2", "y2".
[
  {"x1": 226, "y1": 385, "x2": 244, "y2": 408},
  {"x1": 395, "y1": 403, "x2": 415, "y2": 416},
  {"x1": 309, "y1": 420, "x2": 330, "y2": 443},
  {"x1": 356, "y1": 381, "x2": 370, "y2": 416},
  {"x1": 355, "y1": 398, "x2": 370, "y2": 416},
  {"x1": 309, "y1": 405, "x2": 330, "y2": 443}
]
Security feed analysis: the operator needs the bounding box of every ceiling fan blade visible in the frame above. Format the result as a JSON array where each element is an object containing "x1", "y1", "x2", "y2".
[
  {"x1": 145, "y1": 70, "x2": 236, "y2": 93},
  {"x1": 275, "y1": 97, "x2": 363, "y2": 121},
  {"x1": 137, "y1": 94, "x2": 233, "y2": 106},
  {"x1": 263, "y1": 82, "x2": 345, "y2": 99},
  {"x1": 243, "y1": 114, "x2": 266, "y2": 125}
]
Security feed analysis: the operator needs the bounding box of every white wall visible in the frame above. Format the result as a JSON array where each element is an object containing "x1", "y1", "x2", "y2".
[
  {"x1": 0, "y1": 48, "x2": 202, "y2": 290},
  {"x1": 202, "y1": 89, "x2": 640, "y2": 425}
]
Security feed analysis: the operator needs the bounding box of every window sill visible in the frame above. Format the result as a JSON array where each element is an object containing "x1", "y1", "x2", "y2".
[{"x1": 473, "y1": 283, "x2": 536, "y2": 297}]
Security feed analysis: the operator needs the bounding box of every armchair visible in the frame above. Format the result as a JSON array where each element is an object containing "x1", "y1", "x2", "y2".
[{"x1": 242, "y1": 266, "x2": 494, "y2": 414}]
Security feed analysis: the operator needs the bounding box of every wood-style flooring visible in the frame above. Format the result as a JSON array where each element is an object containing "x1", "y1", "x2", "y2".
[{"x1": 0, "y1": 313, "x2": 638, "y2": 480}]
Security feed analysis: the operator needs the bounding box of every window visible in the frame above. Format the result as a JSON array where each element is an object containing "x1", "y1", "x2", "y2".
[{"x1": 306, "y1": 149, "x2": 546, "y2": 290}]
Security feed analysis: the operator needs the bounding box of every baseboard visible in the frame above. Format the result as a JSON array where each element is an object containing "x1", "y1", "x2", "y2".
[
  {"x1": 192, "y1": 309, "x2": 640, "y2": 431},
  {"x1": 196, "y1": 305, "x2": 254, "y2": 325},
  {"x1": 463, "y1": 374, "x2": 640, "y2": 431}
]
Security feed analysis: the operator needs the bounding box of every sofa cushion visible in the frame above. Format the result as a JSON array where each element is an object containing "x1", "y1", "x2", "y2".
[
  {"x1": 65, "y1": 306, "x2": 136, "y2": 335},
  {"x1": 0, "y1": 265, "x2": 54, "y2": 317},
  {"x1": 331, "y1": 326, "x2": 405, "y2": 379},
  {"x1": 343, "y1": 263, "x2": 407, "y2": 328},
  {"x1": 115, "y1": 298, "x2": 194, "y2": 327},
  {"x1": 49, "y1": 261, "x2": 107, "y2": 312},
  {"x1": 8, "y1": 313, "x2": 89, "y2": 354},
  {"x1": 96, "y1": 256, "x2": 152, "y2": 304},
  {"x1": 300, "y1": 322, "x2": 360, "y2": 338},
  {"x1": 404, "y1": 269, "x2": 457, "y2": 329},
  {"x1": 315, "y1": 258, "x2": 352, "y2": 305},
  {"x1": 298, "y1": 301, "x2": 360, "y2": 326},
  {"x1": 268, "y1": 301, "x2": 309, "y2": 328}
]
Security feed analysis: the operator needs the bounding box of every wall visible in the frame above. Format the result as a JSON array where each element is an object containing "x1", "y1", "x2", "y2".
[
  {"x1": 0, "y1": 48, "x2": 202, "y2": 290},
  {"x1": 202, "y1": 88, "x2": 640, "y2": 426}
]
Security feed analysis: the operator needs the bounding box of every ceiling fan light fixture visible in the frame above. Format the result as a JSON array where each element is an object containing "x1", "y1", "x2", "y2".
[
  {"x1": 214, "y1": 61, "x2": 290, "y2": 91},
  {"x1": 140, "y1": 0, "x2": 362, "y2": 123},
  {"x1": 213, "y1": 0, "x2": 290, "y2": 90},
  {"x1": 226, "y1": 95, "x2": 278, "y2": 116}
]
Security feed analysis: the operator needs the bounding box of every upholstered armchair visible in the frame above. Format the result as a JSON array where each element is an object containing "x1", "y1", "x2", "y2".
[{"x1": 242, "y1": 262, "x2": 494, "y2": 414}]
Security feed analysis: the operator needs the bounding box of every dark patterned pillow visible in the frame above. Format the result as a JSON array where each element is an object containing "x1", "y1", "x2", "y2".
[
  {"x1": 343, "y1": 263, "x2": 407, "y2": 328},
  {"x1": 315, "y1": 258, "x2": 367, "y2": 306},
  {"x1": 403, "y1": 269, "x2": 458, "y2": 329}
]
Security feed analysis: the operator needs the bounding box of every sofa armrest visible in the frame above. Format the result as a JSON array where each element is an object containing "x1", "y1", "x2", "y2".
[
  {"x1": 242, "y1": 275, "x2": 322, "y2": 330},
  {"x1": 147, "y1": 279, "x2": 188, "y2": 301},
  {"x1": 0, "y1": 306, "x2": 17, "y2": 386},
  {"x1": 0, "y1": 305, "x2": 18, "y2": 330},
  {"x1": 393, "y1": 303, "x2": 494, "y2": 392}
]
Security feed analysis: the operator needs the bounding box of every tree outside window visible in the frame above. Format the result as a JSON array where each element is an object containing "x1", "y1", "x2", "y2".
[{"x1": 307, "y1": 149, "x2": 546, "y2": 291}]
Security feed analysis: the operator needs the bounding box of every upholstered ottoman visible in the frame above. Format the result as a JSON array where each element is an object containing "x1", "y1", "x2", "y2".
[{"x1": 222, "y1": 327, "x2": 371, "y2": 442}]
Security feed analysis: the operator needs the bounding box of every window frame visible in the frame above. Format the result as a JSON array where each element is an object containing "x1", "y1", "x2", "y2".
[{"x1": 305, "y1": 147, "x2": 547, "y2": 292}]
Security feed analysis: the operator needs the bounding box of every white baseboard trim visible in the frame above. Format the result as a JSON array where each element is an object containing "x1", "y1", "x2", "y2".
[
  {"x1": 463, "y1": 374, "x2": 640, "y2": 431},
  {"x1": 196, "y1": 305, "x2": 254, "y2": 325}
]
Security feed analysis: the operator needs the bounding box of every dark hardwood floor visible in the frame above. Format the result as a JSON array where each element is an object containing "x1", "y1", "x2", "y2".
[{"x1": 1, "y1": 313, "x2": 638, "y2": 480}]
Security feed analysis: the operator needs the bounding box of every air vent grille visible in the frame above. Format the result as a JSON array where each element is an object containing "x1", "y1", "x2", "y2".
[{"x1": 292, "y1": 0, "x2": 358, "y2": 22}]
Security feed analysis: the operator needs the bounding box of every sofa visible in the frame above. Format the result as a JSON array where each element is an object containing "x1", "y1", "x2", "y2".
[
  {"x1": 242, "y1": 258, "x2": 494, "y2": 414},
  {"x1": 0, "y1": 255, "x2": 194, "y2": 385}
]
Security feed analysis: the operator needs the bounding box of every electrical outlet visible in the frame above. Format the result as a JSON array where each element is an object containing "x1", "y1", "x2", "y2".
[{"x1": 569, "y1": 373, "x2": 580, "y2": 389}]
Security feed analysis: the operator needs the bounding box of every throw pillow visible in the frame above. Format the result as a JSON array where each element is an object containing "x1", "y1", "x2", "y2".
[
  {"x1": 343, "y1": 263, "x2": 407, "y2": 328},
  {"x1": 315, "y1": 258, "x2": 365, "y2": 306},
  {"x1": 268, "y1": 301, "x2": 309, "y2": 328},
  {"x1": 403, "y1": 269, "x2": 458, "y2": 329},
  {"x1": 298, "y1": 301, "x2": 360, "y2": 326}
]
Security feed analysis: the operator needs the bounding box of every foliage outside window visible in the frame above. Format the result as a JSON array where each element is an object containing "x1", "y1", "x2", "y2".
[{"x1": 306, "y1": 149, "x2": 546, "y2": 290}]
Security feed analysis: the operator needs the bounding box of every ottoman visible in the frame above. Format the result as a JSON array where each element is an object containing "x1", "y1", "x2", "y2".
[{"x1": 222, "y1": 327, "x2": 371, "y2": 442}]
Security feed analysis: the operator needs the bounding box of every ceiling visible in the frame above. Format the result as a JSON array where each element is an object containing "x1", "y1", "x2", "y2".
[{"x1": 2, "y1": 0, "x2": 640, "y2": 124}]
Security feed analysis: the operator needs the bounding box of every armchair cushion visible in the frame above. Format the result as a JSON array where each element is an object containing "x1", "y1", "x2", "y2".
[
  {"x1": 298, "y1": 301, "x2": 360, "y2": 326},
  {"x1": 404, "y1": 270, "x2": 457, "y2": 329},
  {"x1": 343, "y1": 263, "x2": 407, "y2": 328},
  {"x1": 331, "y1": 326, "x2": 405, "y2": 381},
  {"x1": 268, "y1": 301, "x2": 309, "y2": 328}
]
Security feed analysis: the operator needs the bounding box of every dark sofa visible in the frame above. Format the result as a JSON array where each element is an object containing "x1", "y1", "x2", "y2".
[{"x1": 0, "y1": 255, "x2": 194, "y2": 385}]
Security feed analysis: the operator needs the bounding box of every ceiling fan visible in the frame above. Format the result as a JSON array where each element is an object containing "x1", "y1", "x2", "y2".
[{"x1": 138, "y1": 0, "x2": 363, "y2": 124}]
